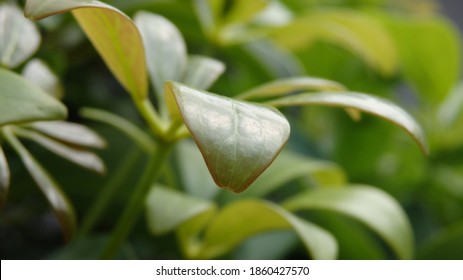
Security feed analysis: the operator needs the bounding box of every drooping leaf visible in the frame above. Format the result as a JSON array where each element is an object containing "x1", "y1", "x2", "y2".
[
  {"x1": 380, "y1": 14, "x2": 461, "y2": 103},
  {"x1": 0, "y1": 145, "x2": 10, "y2": 210},
  {"x1": 0, "y1": 68, "x2": 67, "y2": 126},
  {"x1": 199, "y1": 200, "x2": 337, "y2": 259},
  {"x1": 166, "y1": 81, "x2": 290, "y2": 193},
  {"x1": 182, "y1": 55, "x2": 225, "y2": 91},
  {"x1": 238, "y1": 76, "x2": 346, "y2": 100},
  {"x1": 22, "y1": 59, "x2": 63, "y2": 99},
  {"x1": 3, "y1": 127, "x2": 76, "y2": 242},
  {"x1": 241, "y1": 150, "x2": 347, "y2": 198},
  {"x1": 267, "y1": 91, "x2": 428, "y2": 154},
  {"x1": 25, "y1": 0, "x2": 148, "y2": 100},
  {"x1": 79, "y1": 108, "x2": 153, "y2": 153},
  {"x1": 135, "y1": 11, "x2": 187, "y2": 102},
  {"x1": 283, "y1": 185, "x2": 414, "y2": 259},
  {"x1": 145, "y1": 186, "x2": 216, "y2": 235},
  {"x1": 0, "y1": 3, "x2": 40, "y2": 68},
  {"x1": 13, "y1": 127, "x2": 105, "y2": 174},
  {"x1": 272, "y1": 9, "x2": 398, "y2": 76},
  {"x1": 27, "y1": 121, "x2": 106, "y2": 149}
]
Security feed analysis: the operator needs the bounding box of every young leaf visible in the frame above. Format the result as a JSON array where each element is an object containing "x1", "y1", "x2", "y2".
[
  {"x1": 0, "y1": 4, "x2": 40, "y2": 68},
  {"x1": 283, "y1": 185, "x2": 414, "y2": 259},
  {"x1": 0, "y1": 145, "x2": 10, "y2": 210},
  {"x1": 3, "y1": 128, "x2": 76, "y2": 242},
  {"x1": 199, "y1": 200, "x2": 337, "y2": 259},
  {"x1": 267, "y1": 92, "x2": 428, "y2": 154},
  {"x1": 182, "y1": 55, "x2": 225, "y2": 91},
  {"x1": 166, "y1": 81, "x2": 290, "y2": 193},
  {"x1": 14, "y1": 127, "x2": 105, "y2": 174},
  {"x1": 25, "y1": 0, "x2": 148, "y2": 100},
  {"x1": 238, "y1": 76, "x2": 346, "y2": 100},
  {"x1": 0, "y1": 68, "x2": 67, "y2": 126},
  {"x1": 27, "y1": 121, "x2": 106, "y2": 149},
  {"x1": 22, "y1": 59, "x2": 63, "y2": 99},
  {"x1": 134, "y1": 11, "x2": 187, "y2": 101},
  {"x1": 145, "y1": 186, "x2": 216, "y2": 235}
]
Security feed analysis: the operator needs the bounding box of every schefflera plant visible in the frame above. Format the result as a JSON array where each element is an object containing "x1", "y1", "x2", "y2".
[
  {"x1": 24, "y1": 0, "x2": 427, "y2": 259},
  {"x1": 0, "y1": 3, "x2": 106, "y2": 242}
]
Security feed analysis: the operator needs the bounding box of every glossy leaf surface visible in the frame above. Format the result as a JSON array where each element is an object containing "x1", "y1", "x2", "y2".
[
  {"x1": 27, "y1": 121, "x2": 106, "y2": 149},
  {"x1": 135, "y1": 11, "x2": 187, "y2": 99},
  {"x1": 268, "y1": 92, "x2": 428, "y2": 154},
  {"x1": 0, "y1": 145, "x2": 9, "y2": 210},
  {"x1": 3, "y1": 128, "x2": 76, "y2": 242},
  {"x1": 0, "y1": 4, "x2": 40, "y2": 68},
  {"x1": 14, "y1": 127, "x2": 105, "y2": 174},
  {"x1": 182, "y1": 55, "x2": 225, "y2": 91},
  {"x1": 199, "y1": 200, "x2": 337, "y2": 259},
  {"x1": 25, "y1": 0, "x2": 148, "y2": 100},
  {"x1": 166, "y1": 81, "x2": 290, "y2": 193},
  {"x1": 0, "y1": 68, "x2": 67, "y2": 126},
  {"x1": 22, "y1": 59, "x2": 63, "y2": 99},
  {"x1": 283, "y1": 185, "x2": 414, "y2": 259}
]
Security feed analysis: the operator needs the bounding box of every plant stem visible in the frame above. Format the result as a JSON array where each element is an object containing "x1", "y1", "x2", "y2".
[
  {"x1": 77, "y1": 146, "x2": 143, "y2": 238},
  {"x1": 99, "y1": 140, "x2": 174, "y2": 259},
  {"x1": 134, "y1": 97, "x2": 166, "y2": 137}
]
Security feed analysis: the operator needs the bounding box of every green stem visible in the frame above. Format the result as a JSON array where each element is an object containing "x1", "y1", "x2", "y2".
[
  {"x1": 134, "y1": 97, "x2": 166, "y2": 138},
  {"x1": 77, "y1": 146, "x2": 143, "y2": 238},
  {"x1": 99, "y1": 140, "x2": 174, "y2": 259}
]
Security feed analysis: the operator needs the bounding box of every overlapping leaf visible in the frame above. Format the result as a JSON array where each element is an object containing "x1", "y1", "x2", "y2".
[
  {"x1": 22, "y1": 59, "x2": 63, "y2": 99},
  {"x1": 166, "y1": 81, "x2": 290, "y2": 193},
  {"x1": 25, "y1": 0, "x2": 148, "y2": 100},
  {"x1": 0, "y1": 68, "x2": 67, "y2": 126},
  {"x1": 283, "y1": 185, "x2": 414, "y2": 259},
  {"x1": 0, "y1": 146, "x2": 9, "y2": 210},
  {"x1": 182, "y1": 56, "x2": 225, "y2": 91}
]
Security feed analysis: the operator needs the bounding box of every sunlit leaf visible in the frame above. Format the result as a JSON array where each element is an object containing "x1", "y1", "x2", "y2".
[
  {"x1": 283, "y1": 185, "x2": 414, "y2": 259},
  {"x1": 22, "y1": 59, "x2": 63, "y2": 99},
  {"x1": 14, "y1": 127, "x2": 105, "y2": 174},
  {"x1": 0, "y1": 68, "x2": 67, "y2": 126},
  {"x1": 145, "y1": 186, "x2": 216, "y2": 235},
  {"x1": 380, "y1": 14, "x2": 460, "y2": 103},
  {"x1": 238, "y1": 77, "x2": 346, "y2": 100},
  {"x1": 25, "y1": 0, "x2": 148, "y2": 100},
  {"x1": 272, "y1": 9, "x2": 398, "y2": 76},
  {"x1": 166, "y1": 81, "x2": 290, "y2": 193},
  {"x1": 135, "y1": 11, "x2": 187, "y2": 110},
  {"x1": 3, "y1": 127, "x2": 76, "y2": 242},
  {"x1": 199, "y1": 200, "x2": 337, "y2": 259},
  {"x1": 0, "y1": 4, "x2": 40, "y2": 68},
  {"x1": 267, "y1": 91, "x2": 428, "y2": 154},
  {"x1": 27, "y1": 121, "x2": 106, "y2": 149},
  {"x1": 0, "y1": 145, "x2": 10, "y2": 210},
  {"x1": 182, "y1": 55, "x2": 225, "y2": 90},
  {"x1": 241, "y1": 150, "x2": 347, "y2": 198}
]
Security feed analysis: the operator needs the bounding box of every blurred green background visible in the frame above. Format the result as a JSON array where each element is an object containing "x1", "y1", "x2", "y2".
[{"x1": 1, "y1": 0, "x2": 462, "y2": 260}]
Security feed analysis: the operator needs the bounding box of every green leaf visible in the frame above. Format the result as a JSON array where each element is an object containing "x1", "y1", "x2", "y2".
[
  {"x1": 438, "y1": 82, "x2": 463, "y2": 126},
  {"x1": 380, "y1": 14, "x2": 461, "y2": 103},
  {"x1": 182, "y1": 55, "x2": 225, "y2": 90},
  {"x1": 25, "y1": 0, "x2": 148, "y2": 100},
  {"x1": 145, "y1": 186, "x2": 216, "y2": 235},
  {"x1": 221, "y1": 0, "x2": 269, "y2": 27},
  {"x1": 26, "y1": 121, "x2": 106, "y2": 149},
  {"x1": 3, "y1": 127, "x2": 76, "y2": 242},
  {"x1": 166, "y1": 81, "x2": 290, "y2": 193},
  {"x1": 418, "y1": 221, "x2": 463, "y2": 260},
  {"x1": 272, "y1": 9, "x2": 398, "y2": 76},
  {"x1": 267, "y1": 91, "x2": 428, "y2": 154},
  {"x1": 13, "y1": 127, "x2": 105, "y2": 174},
  {"x1": 0, "y1": 68, "x2": 67, "y2": 126},
  {"x1": 238, "y1": 76, "x2": 346, "y2": 100},
  {"x1": 22, "y1": 59, "x2": 63, "y2": 99},
  {"x1": 0, "y1": 3, "x2": 41, "y2": 68},
  {"x1": 199, "y1": 200, "x2": 337, "y2": 259},
  {"x1": 0, "y1": 145, "x2": 10, "y2": 210},
  {"x1": 134, "y1": 11, "x2": 187, "y2": 105},
  {"x1": 241, "y1": 150, "x2": 347, "y2": 198},
  {"x1": 283, "y1": 185, "x2": 414, "y2": 259}
]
